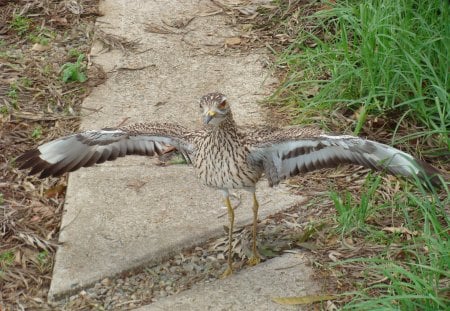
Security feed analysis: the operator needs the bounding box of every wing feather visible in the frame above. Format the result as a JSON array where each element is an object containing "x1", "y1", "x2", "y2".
[
  {"x1": 250, "y1": 134, "x2": 443, "y2": 186},
  {"x1": 17, "y1": 122, "x2": 194, "y2": 178}
]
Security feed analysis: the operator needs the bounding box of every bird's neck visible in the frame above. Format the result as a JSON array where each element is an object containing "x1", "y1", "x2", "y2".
[{"x1": 211, "y1": 113, "x2": 238, "y2": 135}]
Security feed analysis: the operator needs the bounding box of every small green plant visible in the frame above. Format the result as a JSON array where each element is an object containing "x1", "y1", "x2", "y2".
[
  {"x1": 28, "y1": 27, "x2": 55, "y2": 45},
  {"x1": 37, "y1": 251, "x2": 48, "y2": 266},
  {"x1": 7, "y1": 83, "x2": 19, "y2": 109},
  {"x1": 31, "y1": 126, "x2": 42, "y2": 139},
  {"x1": 7, "y1": 86, "x2": 17, "y2": 99},
  {"x1": 0, "y1": 251, "x2": 14, "y2": 273},
  {"x1": 27, "y1": 33, "x2": 50, "y2": 45},
  {"x1": 10, "y1": 14, "x2": 31, "y2": 36},
  {"x1": 19, "y1": 77, "x2": 32, "y2": 88},
  {"x1": 61, "y1": 54, "x2": 87, "y2": 83},
  {"x1": 34, "y1": 250, "x2": 51, "y2": 274},
  {"x1": 0, "y1": 105, "x2": 9, "y2": 115},
  {"x1": 42, "y1": 63, "x2": 53, "y2": 76},
  {"x1": 0, "y1": 192, "x2": 4, "y2": 205},
  {"x1": 68, "y1": 48, "x2": 83, "y2": 58}
]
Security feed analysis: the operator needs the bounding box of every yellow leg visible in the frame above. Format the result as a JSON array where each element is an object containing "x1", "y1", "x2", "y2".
[
  {"x1": 248, "y1": 193, "x2": 261, "y2": 266},
  {"x1": 221, "y1": 196, "x2": 234, "y2": 278}
]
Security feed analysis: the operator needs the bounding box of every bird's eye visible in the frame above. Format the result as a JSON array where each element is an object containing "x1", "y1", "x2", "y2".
[{"x1": 217, "y1": 100, "x2": 227, "y2": 110}]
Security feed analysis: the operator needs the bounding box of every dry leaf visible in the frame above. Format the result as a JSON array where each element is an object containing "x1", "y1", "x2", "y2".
[
  {"x1": 31, "y1": 43, "x2": 51, "y2": 52},
  {"x1": 328, "y1": 251, "x2": 343, "y2": 262},
  {"x1": 14, "y1": 249, "x2": 22, "y2": 265},
  {"x1": 45, "y1": 184, "x2": 66, "y2": 198},
  {"x1": 382, "y1": 226, "x2": 417, "y2": 236},
  {"x1": 31, "y1": 215, "x2": 41, "y2": 222},
  {"x1": 272, "y1": 294, "x2": 337, "y2": 305},
  {"x1": 326, "y1": 300, "x2": 339, "y2": 310},
  {"x1": 22, "y1": 181, "x2": 35, "y2": 192},
  {"x1": 225, "y1": 37, "x2": 241, "y2": 46},
  {"x1": 50, "y1": 16, "x2": 68, "y2": 26},
  {"x1": 238, "y1": 6, "x2": 257, "y2": 16}
]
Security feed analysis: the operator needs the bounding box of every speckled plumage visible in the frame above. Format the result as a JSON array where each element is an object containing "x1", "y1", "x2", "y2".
[
  {"x1": 18, "y1": 91, "x2": 443, "y2": 188},
  {"x1": 17, "y1": 92, "x2": 444, "y2": 274}
]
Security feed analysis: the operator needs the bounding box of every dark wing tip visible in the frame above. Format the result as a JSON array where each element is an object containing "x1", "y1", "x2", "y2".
[
  {"x1": 16, "y1": 149, "x2": 43, "y2": 169},
  {"x1": 416, "y1": 159, "x2": 449, "y2": 186},
  {"x1": 17, "y1": 149, "x2": 58, "y2": 177}
]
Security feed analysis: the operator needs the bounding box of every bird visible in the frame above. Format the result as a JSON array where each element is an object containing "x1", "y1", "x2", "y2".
[{"x1": 17, "y1": 92, "x2": 444, "y2": 277}]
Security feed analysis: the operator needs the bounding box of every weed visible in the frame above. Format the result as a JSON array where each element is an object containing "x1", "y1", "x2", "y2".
[
  {"x1": 31, "y1": 126, "x2": 42, "y2": 139},
  {"x1": 37, "y1": 251, "x2": 48, "y2": 266},
  {"x1": 19, "y1": 77, "x2": 32, "y2": 88},
  {"x1": 61, "y1": 54, "x2": 87, "y2": 83},
  {"x1": 27, "y1": 27, "x2": 56, "y2": 46},
  {"x1": 27, "y1": 33, "x2": 50, "y2": 45},
  {"x1": 42, "y1": 64, "x2": 53, "y2": 76},
  {"x1": 10, "y1": 14, "x2": 31, "y2": 36},
  {"x1": 34, "y1": 250, "x2": 51, "y2": 274},
  {"x1": 7, "y1": 86, "x2": 18, "y2": 100},
  {"x1": 0, "y1": 192, "x2": 3, "y2": 205},
  {"x1": 0, "y1": 105, "x2": 9, "y2": 115},
  {"x1": 0, "y1": 251, "x2": 14, "y2": 273},
  {"x1": 7, "y1": 83, "x2": 19, "y2": 109},
  {"x1": 68, "y1": 48, "x2": 83, "y2": 58}
]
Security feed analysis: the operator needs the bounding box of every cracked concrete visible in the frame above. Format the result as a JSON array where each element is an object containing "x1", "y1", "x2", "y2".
[{"x1": 137, "y1": 253, "x2": 319, "y2": 311}]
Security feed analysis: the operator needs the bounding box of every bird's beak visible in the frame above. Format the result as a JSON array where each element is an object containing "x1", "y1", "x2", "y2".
[{"x1": 203, "y1": 110, "x2": 216, "y2": 124}]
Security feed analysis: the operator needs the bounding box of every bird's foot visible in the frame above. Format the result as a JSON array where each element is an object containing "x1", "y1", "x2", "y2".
[
  {"x1": 248, "y1": 255, "x2": 261, "y2": 266},
  {"x1": 220, "y1": 266, "x2": 233, "y2": 279}
]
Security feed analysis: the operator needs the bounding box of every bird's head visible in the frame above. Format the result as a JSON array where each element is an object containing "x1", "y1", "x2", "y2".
[{"x1": 199, "y1": 92, "x2": 231, "y2": 126}]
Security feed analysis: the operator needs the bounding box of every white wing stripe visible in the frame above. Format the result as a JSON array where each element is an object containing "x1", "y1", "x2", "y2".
[{"x1": 251, "y1": 136, "x2": 433, "y2": 186}]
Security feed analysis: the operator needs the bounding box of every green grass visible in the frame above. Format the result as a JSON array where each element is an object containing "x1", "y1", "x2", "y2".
[
  {"x1": 266, "y1": 0, "x2": 450, "y2": 309},
  {"x1": 331, "y1": 174, "x2": 382, "y2": 234},
  {"x1": 341, "y1": 185, "x2": 448, "y2": 310},
  {"x1": 328, "y1": 176, "x2": 449, "y2": 310},
  {"x1": 273, "y1": 0, "x2": 449, "y2": 148}
]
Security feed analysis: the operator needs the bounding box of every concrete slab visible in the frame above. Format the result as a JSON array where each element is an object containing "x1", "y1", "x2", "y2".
[
  {"x1": 136, "y1": 253, "x2": 319, "y2": 311},
  {"x1": 50, "y1": 161, "x2": 299, "y2": 299},
  {"x1": 48, "y1": 0, "x2": 310, "y2": 300}
]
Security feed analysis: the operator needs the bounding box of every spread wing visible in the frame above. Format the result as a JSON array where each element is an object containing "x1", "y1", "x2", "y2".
[
  {"x1": 249, "y1": 130, "x2": 443, "y2": 186},
  {"x1": 17, "y1": 122, "x2": 195, "y2": 178}
]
